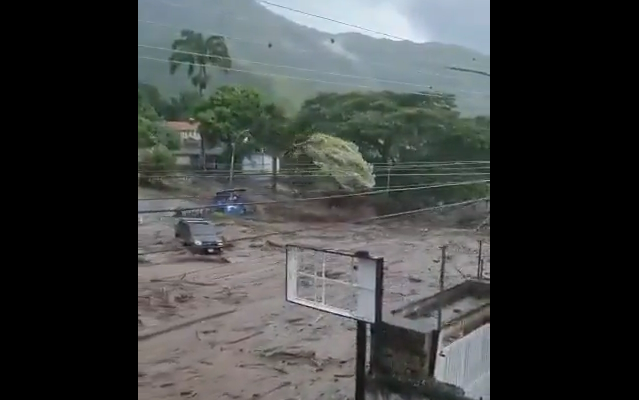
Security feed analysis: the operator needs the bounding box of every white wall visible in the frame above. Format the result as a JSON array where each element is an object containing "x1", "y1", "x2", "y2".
[
  {"x1": 175, "y1": 156, "x2": 191, "y2": 166},
  {"x1": 241, "y1": 153, "x2": 279, "y2": 174},
  {"x1": 435, "y1": 323, "x2": 490, "y2": 400}
]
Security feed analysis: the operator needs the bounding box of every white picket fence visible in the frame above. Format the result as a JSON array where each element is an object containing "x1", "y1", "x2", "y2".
[{"x1": 434, "y1": 323, "x2": 490, "y2": 399}]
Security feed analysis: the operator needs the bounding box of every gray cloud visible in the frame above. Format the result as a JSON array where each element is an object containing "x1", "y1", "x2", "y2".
[
  {"x1": 261, "y1": 0, "x2": 490, "y2": 54},
  {"x1": 402, "y1": 0, "x2": 490, "y2": 53}
]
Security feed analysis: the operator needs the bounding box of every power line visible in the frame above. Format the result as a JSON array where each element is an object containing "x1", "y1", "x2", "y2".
[
  {"x1": 137, "y1": 165, "x2": 489, "y2": 178},
  {"x1": 136, "y1": 168, "x2": 491, "y2": 177},
  {"x1": 357, "y1": 197, "x2": 489, "y2": 223},
  {"x1": 138, "y1": 196, "x2": 489, "y2": 255},
  {"x1": 137, "y1": 180, "x2": 487, "y2": 201},
  {"x1": 258, "y1": 1, "x2": 491, "y2": 78},
  {"x1": 137, "y1": 171, "x2": 490, "y2": 180},
  {"x1": 259, "y1": 1, "x2": 413, "y2": 42},
  {"x1": 139, "y1": 0, "x2": 490, "y2": 98},
  {"x1": 136, "y1": 162, "x2": 491, "y2": 171},
  {"x1": 138, "y1": 159, "x2": 491, "y2": 165},
  {"x1": 446, "y1": 67, "x2": 490, "y2": 78},
  {"x1": 140, "y1": 0, "x2": 413, "y2": 44},
  {"x1": 137, "y1": 179, "x2": 489, "y2": 214},
  {"x1": 136, "y1": 160, "x2": 491, "y2": 168},
  {"x1": 137, "y1": 181, "x2": 487, "y2": 201},
  {"x1": 136, "y1": 162, "x2": 491, "y2": 169},
  {"x1": 137, "y1": 171, "x2": 490, "y2": 178},
  {"x1": 214, "y1": 196, "x2": 490, "y2": 244},
  {"x1": 138, "y1": 0, "x2": 486, "y2": 74},
  {"x1": 139, "y1": 167, "x2": 490, "y2": 176},
  {"x1": 138, "y1": 43, "x2": 487, "y2": 96},
  {"x1": 371, "y1": 163, "x2": 490, "y2": 172},
  {"x1": 137, "y1": 18, "x2": 475, "y2": 83},
  {"x1": 139, "y1": 56, "x2": 488, "y2": 100},
  {"x1": 136, "y1": 165, "x2": 491, "y2": 173},
  {"x1": 138, "y1": 172, "x2": 490, "y2": 180}
]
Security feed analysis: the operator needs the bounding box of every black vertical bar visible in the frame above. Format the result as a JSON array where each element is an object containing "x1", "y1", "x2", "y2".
[
  {"x1": 284, "y1": 245, "x2": 289, "y2": 302},
  {"x1": 370, "y1": 257, "x2": 384, "y2": 374},
  {"x1": 374, "y1": 257, "x2": 384, "y2": 325},
  {"x1": 477, "y1": 240, "x2": 483, "y2": 279},
  {"x1": 427, "y1": 329, "x2": 440, "y2": 377},
  {"x1": 355, "y1": 320, "x2": 367, "y2": 400},
  {"x1": 437, "y1": 246, "x2": 447, "y2": 331}
]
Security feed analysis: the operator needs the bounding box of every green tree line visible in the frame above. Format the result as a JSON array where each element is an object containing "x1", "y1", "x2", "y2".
[{"x1": 137, "y1": 30, "x2": 490, "y2": 209}]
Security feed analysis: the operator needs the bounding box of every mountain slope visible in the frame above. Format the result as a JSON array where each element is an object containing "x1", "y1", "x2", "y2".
[{"x1": 137, "y1": 0, "x2": 490, "y2": 115}]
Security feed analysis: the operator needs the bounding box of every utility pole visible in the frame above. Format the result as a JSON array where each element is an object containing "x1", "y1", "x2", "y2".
[
  {"x1": 229, "y1": 142, "x2": 236, "y2": 186},
  {"x1": 229, "y1": 129, "x2": 250, "y2": 186},
  {"x1": 477, "y1": 240, "x2": 483, "y2": 279},
  {"x1": 437, "y1": 245, "x2": 447, "y2": 331},
  {"x1": 385, "y1": 161, "x2": 392, "y2": 196}
]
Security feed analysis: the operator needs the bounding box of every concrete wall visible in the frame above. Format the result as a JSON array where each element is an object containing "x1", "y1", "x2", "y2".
[
  {"x1": 365, "y1": 375, "x2": 470, "y2": 400},
  {"x1": 435, "y1": 323, "x2": 490, "y2": 399},
  {"x1": 242, "y1": 153, "x2": 279, "y2": 174},
  {"x1": 368, "y1": 281, "x2": 490, "y2": 400},
  {"x1": 440, "y1": 304, "x2": 490, "y2": 346},
  {"x1": 372, "y1": 322, "x2": 433, "y2": 379},
  {"x1": 369, "y1": 322, "x2": 479, "y2": 400},
  {"x1": 175, "y1": 155, "x2": 191, "y2": 166}
]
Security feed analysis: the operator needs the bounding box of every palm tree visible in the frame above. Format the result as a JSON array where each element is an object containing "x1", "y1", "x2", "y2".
[{"x1": 169, "y1": 29, "x2": 231, "y2": 169}]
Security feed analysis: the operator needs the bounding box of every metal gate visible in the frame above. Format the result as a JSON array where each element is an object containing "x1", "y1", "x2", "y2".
[{"x1": 434, "y1": 323, "x2": 490, "y2": 399}]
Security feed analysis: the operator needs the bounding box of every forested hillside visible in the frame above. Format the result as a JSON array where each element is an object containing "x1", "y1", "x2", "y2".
[{"x1": 138, "y1": 0, "x2": 490, "y2": 115}]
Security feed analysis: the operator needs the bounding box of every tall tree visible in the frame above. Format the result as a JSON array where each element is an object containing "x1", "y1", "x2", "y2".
[
  {"x1": 164, "y1": 91, "x2": 202, "y2": 121},
  {"x1": 195, "y1": 86, "x2": 301, "y2": 190},
  {"x1": 169, "y1": 29, "x2": 232, "y2": 168},
  {"x1": 195, "y1": 86, "x2": 262, "y2": 146},
  {"x1": 294, "y1": 91, "x2": 458, "y2": 163},
  {"x1": 138, "y1": 82, "x2": 168, "y2": 117},
  {"x1": 293, "y1": 90, "x2": 489, "y2": 207},
  {"x1": 252, "y1": 102, "x2": 295, "y2": 191},
  {"x1": 138, "y1": 91, "x2": 180, "y2": 151},
  {"x1": 195, "y1": 86, "x2": 263, "y2": 181}
]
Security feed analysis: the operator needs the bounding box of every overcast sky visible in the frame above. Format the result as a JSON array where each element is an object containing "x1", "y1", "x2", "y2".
[{"x1": 261, "y1": 0, "x2": 490, "y2": 54}]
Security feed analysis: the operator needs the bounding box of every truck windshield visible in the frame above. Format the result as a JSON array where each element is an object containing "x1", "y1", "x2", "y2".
[{"x1": 190, "y1": 224, "x2": 218, "y2": 235}]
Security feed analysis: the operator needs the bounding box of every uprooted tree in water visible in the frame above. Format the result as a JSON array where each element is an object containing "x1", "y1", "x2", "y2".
[{"x1": 287, "y1": 133, "x2": 376, "y2": 207}]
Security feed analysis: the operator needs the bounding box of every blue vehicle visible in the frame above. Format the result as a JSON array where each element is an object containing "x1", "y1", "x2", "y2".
[{"x1": 213, "y1": 188, "x2": 249, "y2": 215}]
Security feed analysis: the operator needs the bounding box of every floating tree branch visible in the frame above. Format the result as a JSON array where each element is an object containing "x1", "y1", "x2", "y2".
[{"x1": 446, "y1": 66, "x2": 491, "y2": 77}]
